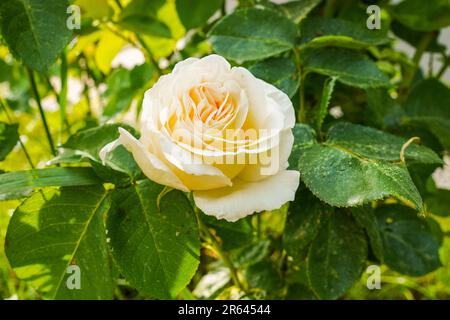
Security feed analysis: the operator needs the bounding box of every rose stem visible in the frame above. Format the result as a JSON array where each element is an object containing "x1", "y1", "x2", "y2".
[{"x1": 27, "y1": 68, "x2": 57, "y2": 156}]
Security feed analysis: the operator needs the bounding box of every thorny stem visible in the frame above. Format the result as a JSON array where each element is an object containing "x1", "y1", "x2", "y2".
[
  {"x1": 27, "y1": 68, "x2": 57, "y2": 156},
  {"x1": 294, "y1": 48, "x2": 306, "y2": 123},
  {"x1": 402, "y1": 32, "x2": 434, "y2": 97},
  {"x1": 0, "y1": 97, "x2": 35, "y2": 169}
]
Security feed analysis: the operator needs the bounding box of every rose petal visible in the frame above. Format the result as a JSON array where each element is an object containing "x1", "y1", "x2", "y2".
[
  {"x1": 193, "y1": 170, "x2": 300, "y2": 222},
  {"x1": 116, "y1": 128, "x2": 189, "y2": 192}
]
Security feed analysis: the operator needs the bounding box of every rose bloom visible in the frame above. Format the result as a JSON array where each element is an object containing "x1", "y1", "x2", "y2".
[{"x1": 101, "y1": 55, "x2": 299, "y2": 221}]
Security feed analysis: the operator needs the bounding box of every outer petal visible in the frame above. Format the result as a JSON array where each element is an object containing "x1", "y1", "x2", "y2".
[
  {"x1": 259, "y1": 80, "x2": 295, "y2": 129},
  {"x1": 193, "y1": 170, "x2": 300, "y2": 222},
  {"x1": 109, "y1": 128, "x2": 189, "y2": 192}
]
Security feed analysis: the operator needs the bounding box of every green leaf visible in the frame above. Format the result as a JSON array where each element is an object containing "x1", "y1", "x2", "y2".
[
  {"x1": 203, "y1": 215, "x2": 254, "y2": 251},
  {"x1": 299, "y1": 17, "x2": 389, "y2": 50},
  {"x1": 403, "y1": 78, "x2": 450, "y2": 149},
  {"x1": 208, "y1": 8, "x2": 297, "y2": 63},
  {"x1": 107, "y1": 180, "x2": 200, "y2": 298},
  {"x1": 390, "y1": 0, "x2": 450, "y2": 32},
  {"x1": 425, "y1": 189, "x2": 450, "y2": 217},
  {"x1": 245, "y1": 260, "x2": 283, "y2": 294},
  {"x1": 118, "y1": 15, "x2": 171, "y2": 38},
  {"x1": 0, "y1": 0, "x2": 72, "y2": 72},
  {"x1": 298, "y1": 122, "x2": 441, "y2": 211},
  {"x1": 280, "y1": 0, "x2": 322, "y2": 23},
  {"x1": 307, "y1": 211, "x2": 367, "y2": 300},
  {"x1": 5, "y1": 186, "x2": 113, "y2": 299},
  {"x1": 288, "y1": 124, "x2": 316, "y2": 170},
  {"x1": 0, "y1": 122, "x2": 19, "y2": 161},
  {"x1": 176, "y1": 0, "x2": 222, "y2": 30},
  {"x1": 351, "y1": 207, "x2": 384, "y2": 262},
  {"x1": 303, "y1": 48, "x2": 390, "y2": 88},
  {"x1": 286, "y1": 283, "x2": 317, "y2": 300},
  {"x1": 284, "y1": 191, "x2": 324, "y2": 262},
  {"x1": 375, "y1": 205, "x2": 441, "y2": 276},
  {"x1": 315, "y1": 77, "x2": 336, "y2": 132},
  {"x1": 248, "y1": 57, "x2": 299, "y2": 98},
  {"x1": 0, "y1": 167, "x2": 101, "y2": 201},
  {"x1": 62, "y1": 124, "x2": 142, "y2": 182},
  {"x1": 365, "y1": 89, "x2": 404, "y2": 129},
  {"x1": 103, "y1": 64, "x2": 153, "y2": 119},
  {"x1": 326, "y1": 122, "x2": 442, "y2": 164}
]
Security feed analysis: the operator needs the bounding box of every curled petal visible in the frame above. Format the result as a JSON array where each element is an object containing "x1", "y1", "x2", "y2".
[{"x1": 193, "y1": 170, "x2": 300, "y2": 222}]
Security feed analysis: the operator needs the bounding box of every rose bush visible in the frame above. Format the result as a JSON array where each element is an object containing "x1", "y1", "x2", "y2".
[{"x1": 100, "y1": 54, "x2": 299, "y2": 221}]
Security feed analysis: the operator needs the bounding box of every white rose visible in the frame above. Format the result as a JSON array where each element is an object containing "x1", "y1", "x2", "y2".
[{"x1": 101, "y1": 54, "x2": 299, "y2": 222}]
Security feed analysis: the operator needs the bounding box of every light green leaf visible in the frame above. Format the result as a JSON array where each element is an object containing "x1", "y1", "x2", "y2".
[
  {"x1": 5, "y1": 186, "x2": 113, "y2": 299},
  {"x1": 298, "y1": 122, "x2": 441, "y2": 211},
  {"x1": 249, "y1": 57, "x2": 299, "y2": 98},
  {"x1": 375, "y1": 205, "x2": 441, "y2": 276},
  {"x1": 208, "y1": 8, "x2": 297, "y2": 63},
  {"x1": 307, "y1": 212, "x2": 367, "y2": 300},
  {"x1": 300, "y1": 17, "x2": 389, "y2": 50},
  {"x1": 0, "y1": 167, "x2": 101, "y2": 201},
  {"x1": 303, "y1": 48, "x2": 390, "y2": 88},
  {"x1": 0, "y1": 122, "x2": 19, "y2": 161},
  {"x1": 108, "y1": 180, "x2": 200, "y2": 298},
  {"x1": 0, "y1": 0, "x2": 72, "y2": 72},
  {"x1": 176, "y1": 0, "x2": 222, "y2": 30},
  {"x1": 315, "y1": 77, "x2": 336, "y2": 132},
  {"x1": 403, "y1": 78, "x2": 450, "y2": 149},
  {"x1": 390, "y1": 0, "x2": 450, "y2": 32},
  {"x1": 280, "y1": 0, "x2": 322, "y2": 23}
]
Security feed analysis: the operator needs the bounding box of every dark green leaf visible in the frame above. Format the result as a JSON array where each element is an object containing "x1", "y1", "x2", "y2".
[
  {"x1": 298, "y1": 122, "x2": 441, "y2": 211},
  {"x1": 288, "y1": 124, "x2": 316, "y2": 170},
  {"x1": 375, "y1": 205, "x2": 441, "y2": 276},
  {"x1": 404, "y1": 78, "x2": 450, "y2": 148},
  {"x1": 390, "y1": 0, "x2": 450, "y2": 31},
  {"x1": 5, "y1": 186, "x2": 113, "y2": 299},
  {"x1": 245, "y1": 260, "x2": 283, "y2": 294},
  {"x1": 315, "y1": 77, "x2": 336, "y2": 132},
  {"x1": 300, "y1": 17, "x2": 389, "y2": 50},
  {"x1": 303, "y1": 48, "x2": 390, "y2": 88},
  {"x1": 280, "y1": 0, "x2": 322, "y2": 23},
  {"x1": 0, "y1": 122, "x2": 19, "y2": 161},
  {"x1": 0, "y1": 0, "x2": 72, "y2": 72},
  {"x1": 286, "y1": 283, "x2": 317, "y2": 300},
  {"x1": 176, "y1": 0, "x2": 222, "y2": 30},
  {"x1": 203, "y1": 215, "x2": 254, "y2": 251},
  {"x1": 365, "y1": 89, "x2": 404, "y2": 129},
  {"x1": 208, "y1": 8, "x2": 297, "y2": 63},
  {"x1": 108, "y1": 180, "x2": 200, "y2": 298},
  {"x1": 0, "y1": 167, "x2": 101, "y2": 201},
  {"x1": 425, "y1": 189, "x2": 450, "y2": 217},
  {"x1": 307, "y1": 212, "x2": 367, "y2": 300},
  {"x1": 351, "y1": 207, "x2": 384, "y2": 262},
  {"x1": 249, "y1": 57, "x2": 299, "y2": 98},
  {"x1": 284, "y1": 191, "x2": 324, "y2": 262}
]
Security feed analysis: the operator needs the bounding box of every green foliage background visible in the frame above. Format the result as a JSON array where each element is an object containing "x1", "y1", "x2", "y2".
[{"x1": 0, "y1": 0, "x2": 450, "y2": 300}]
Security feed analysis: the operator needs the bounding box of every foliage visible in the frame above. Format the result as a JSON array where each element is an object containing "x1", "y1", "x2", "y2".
[{"x1": 0, "y1": 0, "x2": 450, "y2": 300}]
